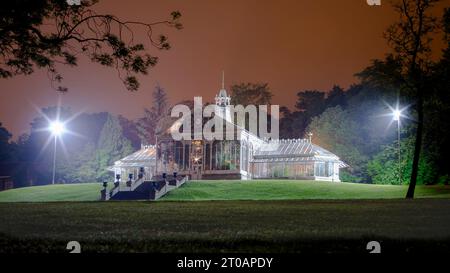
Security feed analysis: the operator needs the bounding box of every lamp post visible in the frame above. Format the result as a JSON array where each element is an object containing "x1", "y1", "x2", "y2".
[
  {"x1": 392, "y1": 109, "x2": 402, "y2": 185},
  {"x1": 49, "y1": 121, "x2": 65, "y2": 184}
]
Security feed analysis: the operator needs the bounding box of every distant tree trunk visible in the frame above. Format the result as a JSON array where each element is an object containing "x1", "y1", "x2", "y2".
[
  {"x1": 383, "y1": 0, "x2": 440, "y2": 199},
  {"x1": 407, "y1": 87, "x2": 424, "y2": 198}
]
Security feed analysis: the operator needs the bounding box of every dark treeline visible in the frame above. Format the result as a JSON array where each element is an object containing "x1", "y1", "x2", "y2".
[
  {"x1": 0, "y1": 86, "x2": 171, "y2": 187},
  {"x1": 0, "y1": 111, "x2": 137, "y2": 187}
]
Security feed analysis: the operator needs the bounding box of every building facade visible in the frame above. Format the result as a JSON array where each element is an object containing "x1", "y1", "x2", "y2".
[
  {"x1": 111, "y1": 83, "x2": 347, "y2": 182},
  {"x1": 155, "y1": 84, "x2": 346, "y2": 181}
]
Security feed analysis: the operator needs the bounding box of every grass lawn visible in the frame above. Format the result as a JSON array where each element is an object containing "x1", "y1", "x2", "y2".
[
  {"x1": 1, "y1": 180, "x2": 450, "y2": 202},
  {"x1": 164, "y1": 180, "x2": 450, "y2": 200},
  {"x1": 1, "y1": 180, "x2": 449, "y2": 253},
  {"x1": 0, "y1": 199, "x2": 450, "y2": 253},
  {"x1": 0, "y1": 183, "x2": 108, "y2": 202}
]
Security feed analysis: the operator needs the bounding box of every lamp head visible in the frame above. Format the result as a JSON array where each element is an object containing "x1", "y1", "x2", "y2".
[
  {"x1": 393, "y1": 109, "x2": 401, "y2": 121},
  {"x1": 49, "y1": 121, "x2": 65, "y2": 136}
]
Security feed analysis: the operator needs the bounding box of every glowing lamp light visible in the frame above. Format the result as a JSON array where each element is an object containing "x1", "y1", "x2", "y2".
[
  {"x1": 392, "y1": 109, "x2": 401, "y2": 121},
  {"x1": 49, "y1": 121, "x2": 65, "y2": 136}
]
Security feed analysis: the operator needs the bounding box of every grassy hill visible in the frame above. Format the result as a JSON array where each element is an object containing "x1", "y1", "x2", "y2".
[
  {"x1": 0, "y1": 180, "x2": 449, "y2": 202},
  {"x1": 0, "y1": 183, "x2": 106, "y2": 202},
  {"x1": 162, "y1": 180, "x2": 450, "y2": 200}
]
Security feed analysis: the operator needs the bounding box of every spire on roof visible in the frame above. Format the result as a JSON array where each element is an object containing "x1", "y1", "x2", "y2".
[
  {"x1": 222, "y1": 70, "x2": 225, "y2": 89},
  {"x1": 217, "y1": 70, "x2": 229, "y2": 99}
]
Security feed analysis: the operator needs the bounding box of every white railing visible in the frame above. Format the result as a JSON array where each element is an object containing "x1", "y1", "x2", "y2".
[
  {"x1": 153, "y1": 183, "x2": 168, "y2": 200},
  {"x1": 153, "y1": 176, "x2": 187, "y2": 200},
  {"x1": 130, "y1": 178, "x2": 144, "y2": 191},
  {"x1": 107, "y1": 177, "x2": 144, "y2": 199},
  {"x1": 109, "y1": 186, "x2": 120, "y2": 198},
  {"x1": 103, "y1": 176, "x2": 188, "y2": 201}
]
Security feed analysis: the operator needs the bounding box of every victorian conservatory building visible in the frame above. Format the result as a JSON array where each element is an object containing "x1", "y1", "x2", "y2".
[{"x1": 110, "y1": 84, "x2": 347, "y2": 181}]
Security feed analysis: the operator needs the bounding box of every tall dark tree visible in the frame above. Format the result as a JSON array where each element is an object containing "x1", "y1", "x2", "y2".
[
  {"x1": 152, "y1": 84, "x2": 170, "y2": 116},
  {"x1": 137, "y1": 84, "x2": 169, "y2": 144},
  {"x1": 325, "y1": 85, "x2": 346, "y2": 108},
  {"x1": 384, "y1": 0, "x2": 440, "y2": 198},
  {"x1": 0, "y1": 0, "x2": 182, "y2": 91},
  {"x1": 295, "y1": 90, "x2": 326, "y2": 119},
  {"x1": 279, "y1": 107, "x2": 307, "y2": 139},
  {"x1": 285, "y1": 90, "x2": 326, "y2": 137}
]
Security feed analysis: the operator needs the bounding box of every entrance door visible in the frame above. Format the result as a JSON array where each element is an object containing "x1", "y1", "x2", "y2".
[
  {"x1": 191, "y1": 140, "x2": 203, "y2": 180},
  {"x1": 192, "y1": 165, "x2": 202, "y2": 180}
]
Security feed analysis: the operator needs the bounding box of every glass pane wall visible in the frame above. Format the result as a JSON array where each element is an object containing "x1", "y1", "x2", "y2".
[
  {"x1": 212, "y1": 140, "x2": 240, "y2": 170},
  {"x1": 251, "y1": 162, "x2": 315, "y2": 178}
]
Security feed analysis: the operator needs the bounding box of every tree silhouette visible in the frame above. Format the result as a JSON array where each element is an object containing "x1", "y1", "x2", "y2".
[
  {"x1": 359, "y1": 0, "x2": 442, "y2": 198},
  {"x1": 386, "y1": 0, "x2": 441, "y2": 198},
  {"x1": 0, "y1": 0, "x2": 182, "y2": 91},
  {"x1": 137, "y1": 84, "x2": 169, "y2": 144}
]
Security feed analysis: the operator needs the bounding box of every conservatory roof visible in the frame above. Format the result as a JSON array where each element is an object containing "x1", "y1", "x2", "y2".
[
  {"x1": 111, "y1": 145, "x2": 156, "y2": 168},
  {"x1": 252, "y1": 156, "x2": 316, "y2": 163},
  {"x1": 252, "y1": 139, "x2": 348, "y2": 167}
]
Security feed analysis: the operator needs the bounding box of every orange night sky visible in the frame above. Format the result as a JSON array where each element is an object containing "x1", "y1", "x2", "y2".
[{"x1": 0, "y1": 0, "x2": 446, "y2": 138}]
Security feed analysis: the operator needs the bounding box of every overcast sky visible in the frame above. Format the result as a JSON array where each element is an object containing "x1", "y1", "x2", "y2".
[{"x1": 0, "y1": 0, "x2": 446, "y2": 138}]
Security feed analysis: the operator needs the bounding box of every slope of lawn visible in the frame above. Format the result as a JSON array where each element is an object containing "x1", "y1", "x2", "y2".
[
  {"x1": 163, "y1": 180, "x2": 450, "y2": 201},
  {"x1": 0, "y1": 180, "x2": 449, "y2": 202},
  {"x1": 0, "y1": 183, "x2": 106, "y2": 202}
]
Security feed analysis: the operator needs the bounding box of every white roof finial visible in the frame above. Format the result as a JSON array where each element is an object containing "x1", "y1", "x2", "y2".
[{"x1": 221, "y1": 70, "x2": 225, "y2": 89}]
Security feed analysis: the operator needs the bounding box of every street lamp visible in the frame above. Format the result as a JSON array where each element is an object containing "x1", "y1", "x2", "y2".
[
  {"x1": 50, "y1": 121, "x2": 65, "y2": 136},
  {"x1": 391, "y1": 108, "x2": 402, "y2": 185},
  {"x1": 49, "y1": 121, "x2": 65, "y2": 184},
  {"x1": 393, "y1": 109, "x2": 401, "y2": 121}
]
